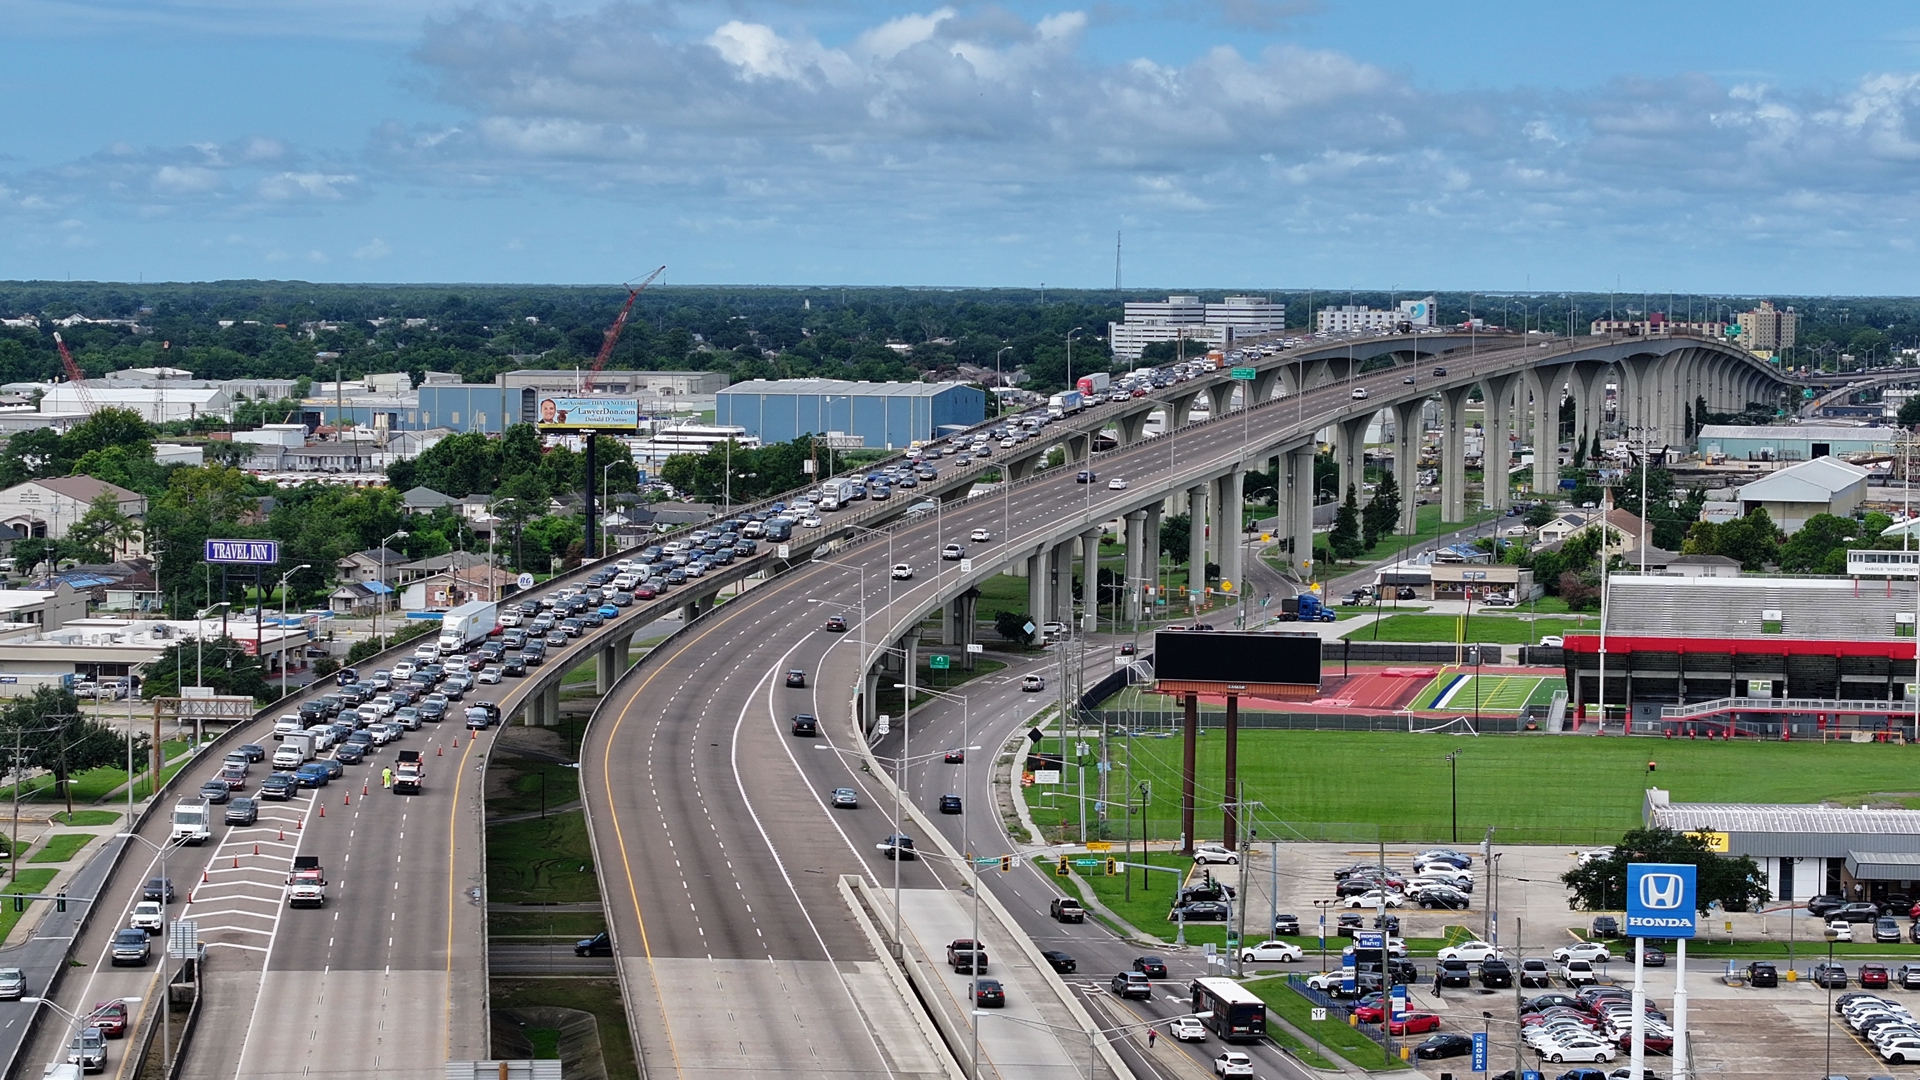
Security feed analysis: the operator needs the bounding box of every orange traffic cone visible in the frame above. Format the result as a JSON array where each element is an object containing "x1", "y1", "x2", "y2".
[
  {"x1": 296, "y1": 815, "x2": 303, "y2": 830},
  {"x1": 253, "y1": 843, "x2": 259, "y2": 855},
  {"x1": 318, "y1": 804, "x2": 325, "y2": 818},
  {"x1": 231, "y1": 855, "x2": 238, "y2": 869},
  {"x1": 278, "y1": 828, "x2": 284, "y2": 841},
  {"x1": 344, "y1": 792, "x2": 351, "y2": 806},
  {"x1": 201, "y1": 869, "x2": 208, "y2": 883},
  {"x1": 437, "y1": 744, "x2": 442, "y2": 756},
  {"x1": 362, "y1": 781, "x2": 369, "y2": 796}
]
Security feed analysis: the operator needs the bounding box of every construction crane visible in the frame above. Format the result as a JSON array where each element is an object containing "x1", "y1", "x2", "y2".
[
  {"x1": 583, "y1": 265, "x2": 665, "y2": 392},
  {"x1": 51, "y1": 332, "x2": 96, "y2": 412}
]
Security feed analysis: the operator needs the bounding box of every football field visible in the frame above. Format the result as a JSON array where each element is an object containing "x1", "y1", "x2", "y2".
[{"x1": 1410, "y1": 669, "x2": 1563, "y2": 713}]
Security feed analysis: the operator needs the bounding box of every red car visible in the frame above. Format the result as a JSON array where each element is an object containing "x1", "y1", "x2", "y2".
[
  {"x1": 1861, "y1": 963, "x2": 1892, "y2": 989},
  {"x1": 823, "y1": 615, "x2": 848, "y2": 633},
  {"x1": 1613, "y1": 1028, "x2": 1674, "y2": 1053},
  {"x1": 89, "y1": 1000, "x2": 128, "y2": 1037},
  {"x1": 1388, "y1": 1013, "x2": 1442, "y2": 1036}
]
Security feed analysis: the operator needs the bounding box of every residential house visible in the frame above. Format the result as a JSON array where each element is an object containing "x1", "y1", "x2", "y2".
[
  {"x1": 401, "y1": 486, "x2": 459, "y2": 515},
  {"x1": 327, "y1": 581, "x2": 394, "y2": 616},
  {"x1": 334, "y1": 547, "x2": 410, "y2": 586},
  {"x1": 1535, "y1": 512, "x2": 1587, "y2": 545},
  {"x1": 1733, "y1": 456, "x2": 1871, "y2": 533}
]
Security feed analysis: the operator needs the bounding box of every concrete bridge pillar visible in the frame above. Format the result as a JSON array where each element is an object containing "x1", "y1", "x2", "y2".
[
  {"x1": 1335, "y1": 414, "x2": 1371, "y2": 510},
  {"x1": 954, "y1": 591, "x2": 978, "y2": 668},
  {"x1": 1207, "y1": 381, "x2": 1237, "y2": 418},
  {"x1": 1286, "y1": 444, "x2": 1316, "y2": 579},
  {"x1": 1142, "y1": 502, "x2": 1163, "y2": 615},
  {"x1": 1168, "y1": 391, "x2": 1201, "y2": 429},
  {"x1": 594, "y1": 638, "x2": 619, "y2": 694},
  {"x1": 1481, "y1": 373, "x2": 1518, "y2": 510},
  {"x1": 1066, "y1": 433, "x2": 1091, "y2": 467},
  {"x1": 542, "y1": 681, "x2": 561, "y2": 728},
  {"x1": 1253, "y1": 368, "x2": 1284, "y2": 407},
  {"x1": 1026, "y1": 548, "x2": 1049, "y2": 643},
  {"x1": 1051, "y1": 540, "x2": 1075, "y2": 627},
  {"x1": 1568, "y1": 362, "x2": 1608, "y2": 457},
  {"x1": 1116, "y1": 409, "x2": 1152, "y2": 446},
  {"x1": 1187, "y1": 482, "x2": 1209, "y2": 601},
  {"x1": 1532, "y1": 364, "x2": 1569, "y2": 496},
  {"x1": 1440, "y1": 386, "x2": 1472, "y2": 522},
  {"x1": 1391, "y1": 400, "x2": 1424, "y2": 534},
  {"x1": 1081, "y1": 528, "x2": 1103, "y2": 631},
  {"x1": 1124, "y1": 510, "x2": 1147, "y2": 622},
  {"x1": 1220, "y1": 468, "x2": 1246, "y2": 596},
  {"x1": 860, "y1": 666, "x2": 879, "y2": 733},
  {"x1": 1006, "y1": 453, "x2": 1040, "y2": 482}
]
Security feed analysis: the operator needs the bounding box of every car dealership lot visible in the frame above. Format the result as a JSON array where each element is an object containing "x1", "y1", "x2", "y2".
[{"x1": 1216, "y1": 842, "x2": 1917, "y2": 1076}]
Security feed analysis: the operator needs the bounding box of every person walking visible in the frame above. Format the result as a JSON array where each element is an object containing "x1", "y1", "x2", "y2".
[
  {"x1": 382, "y1": 767, "x2": 392, "y2": 789},
  {"x1": 1147, "y1": 1028, "x2": 1157, "y2": 1049}
]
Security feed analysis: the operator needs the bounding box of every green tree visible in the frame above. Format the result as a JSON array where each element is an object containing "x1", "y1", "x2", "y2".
[
  {"x1": 491, "y1": 471, "x2": 550, "y2": 571},
  {"x1": 137, "y1": 635, "x2": 269, "y2": 702},
  {"x1": 1900, "y1": 396, "x2": 1920, "y2": 429},
  {"x1": 1561, "y1": 827, "x2": 1770, "y2": 913},
  {"x1": 1779, "y1": 513, "x2": 1863, "y2": 574},
  {"x1": 993, "y1": 609, "x2": 1034, "y2": 644},
  {"x1": 0, "y1": 688, "x2": 149, "y2": 816},
  {"x1": 1362, "y1": 471, "x2": 1401, "y2": 547},
  {"x1": 68, "y1": 490, "x2": 141, "y2": 561},
  {"x1": 1681, "y1": 509, "x2": 1783, "y2": 571},
  {"x1": 1524, "y1": 502, "x2": 1555, "y2": 527},
  {"x1": 1159, "y1": 513, "x2": 1191, "y2": 564},
  {"x1": 1329, "y1": 484, "x2": 1364, "y2": 562}
]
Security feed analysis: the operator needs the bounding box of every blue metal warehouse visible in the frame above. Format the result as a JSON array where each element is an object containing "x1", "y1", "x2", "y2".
[{"x1": 715, "y1": 379, "x2": 986, "y2": 449}]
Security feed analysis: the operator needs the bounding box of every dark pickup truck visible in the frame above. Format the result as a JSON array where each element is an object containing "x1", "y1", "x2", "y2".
[{"x1": 947, "y1": 939, "x2": 988, "y2": 973}]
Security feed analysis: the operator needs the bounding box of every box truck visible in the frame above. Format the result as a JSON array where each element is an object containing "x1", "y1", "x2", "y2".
[
  {"x1": 170, "y1": 797, "x2": 212, "y2": 845},
  {"x1": 1075, "y1": 373, "x2": 1110, "y2": 397},
  {"x1": 437, "y1": 600, "x2": 498, "y2": 653},
  {"x1": 1047, "y1": 390, "x2": 1085, "y2": 418}
]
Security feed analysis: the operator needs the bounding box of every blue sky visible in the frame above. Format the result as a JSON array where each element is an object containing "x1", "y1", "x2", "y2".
[{"x1": 6, "y1": 1, "x2": 1920, "y2": 293}]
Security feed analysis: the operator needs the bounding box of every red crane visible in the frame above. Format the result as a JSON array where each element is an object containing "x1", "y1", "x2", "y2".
[
  {"x1": 51, "y1": 332, "x2": 96, "y2": 412},
  {"x1": 584, "y1": 265, "x2": 666, "y2": 392}
]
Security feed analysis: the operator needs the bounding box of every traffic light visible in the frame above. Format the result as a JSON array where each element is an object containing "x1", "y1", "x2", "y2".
[
  {"x1": 1055, "y1": 855, "x2": 1069, "y2": 877},
  {"x1": 55, "y1": 892, "x2": 66, "y2": 913},
  {"x1": 999, "y1": 855, "x2": 1013, "y2": 873},
  {"x1": 1105, "y1": 858, "x2": 1118, "y2": 876}
]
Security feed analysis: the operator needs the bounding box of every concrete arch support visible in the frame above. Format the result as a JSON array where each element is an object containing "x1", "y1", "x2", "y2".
[
  {"x1": 1187, "y1": 483, "x2": 1209, "y2": 600},
  {"x1": 1481, "y1": 373, "x2": 1518, "y2": 510},
  {"x1": 1440, "y1": 386, "x2": 1472, "y2": 522},
  {"x1": 1027, "y1": 548, "x2": 1049, "y2": 643},
  {"x1": 1081, "y1": 528, "x2": 1102, "y2": 631},
  {"x1": 1123, "y1": 511, "x2": 1147, "y2": 622},
  {"x1": 1392, "y1": 400, "x2": 1424, "y2": 534},
  {"x1": 1336, "y1": 414, "x2": 1372, "y2": 509},
  {"x1": 1286, "y1": 445, "x2": 1316, "y2": 580},
  {"x1": 1220, "y1": 468, "x2": 1246, "y2": 595},
  {"x1": 1531, "y1": 364, "x2": 1570, "y2": 496}
]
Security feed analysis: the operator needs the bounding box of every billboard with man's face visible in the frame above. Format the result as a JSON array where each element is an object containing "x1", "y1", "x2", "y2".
[{"x1": 537, "y1": 397, "x2": 640, "y2": 430}]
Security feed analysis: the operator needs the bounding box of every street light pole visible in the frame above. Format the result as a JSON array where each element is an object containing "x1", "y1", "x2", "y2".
[
  {"x1": 376, "y1": 529, "x2": 408, "y2": 652},
  {"x1": 1444, "y1": 748, "x2": 1462, "y2": 844},
  {"x1": 1066, "y1": 327, "x2": 1084, "y2": 391},
  {"x1": 276, "y1": 564, "x2": 310, "y2": 698}
]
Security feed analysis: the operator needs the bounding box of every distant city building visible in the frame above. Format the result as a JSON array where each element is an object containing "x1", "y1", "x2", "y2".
[
  {"x1": 414, "y1": 370, "x2": 726, "y2": 434},
  {"x1": 716, "y1": 379, "x2": 986, "y2": 449},
  {"x1": 1315, "y1": 297, "x2": 1436, "y2": 334},
  {"x1": 0, "y1": 476, "x2": 147, "y2": 541},
  {"x1": 630, "y1": 424, "x2": 757, "y2": 469},
  {"x1": 1108, "y1": 296, "x2": 1286, "y2": 361},
  {"x1": 39, "y1": 384, "x2": 230, "y2": 424},
  {"x1": 1737, "y1": 301, "x2": 1799, "y2": 354},
  {"x1": 1589, "y1": 313, "x2": 1728, "y2": 338}
]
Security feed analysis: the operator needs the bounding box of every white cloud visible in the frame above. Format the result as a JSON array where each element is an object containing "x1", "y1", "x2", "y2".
[{"x1": 354, "y1": 237, "x2": 391, "y2": 259}]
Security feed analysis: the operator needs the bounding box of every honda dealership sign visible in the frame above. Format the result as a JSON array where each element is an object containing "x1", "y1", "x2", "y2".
[{"x1": 1624, "y1": 862, "x2": 1697, "y2": 938}]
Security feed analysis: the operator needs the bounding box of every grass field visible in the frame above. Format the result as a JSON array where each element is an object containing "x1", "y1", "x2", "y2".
[
  {"x1": 491, "y1": 978, "x2": 635, "y2": 1080},
  {"x1": 28, "y1": 834, "x2": 94, "y2": 864},
  {"x1": 1344, "y1": 613, "x2": 1598, "y2": 644},
  {"x1": 1030, "y1": 730, "x2": 1920, "y2": 846},
  {"x1": 487, "y1": 810, "x2": 599, "y2": 905},
  {"x1": 0, "y1": 869, "x2": 59, "y2": 940}
]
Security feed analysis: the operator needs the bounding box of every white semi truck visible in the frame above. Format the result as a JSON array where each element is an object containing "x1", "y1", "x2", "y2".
[{"x1": 437, "y1": 600, "x2": 498, "y2": 653}]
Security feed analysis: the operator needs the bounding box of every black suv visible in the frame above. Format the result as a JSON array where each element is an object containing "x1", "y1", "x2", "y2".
[
  {"x1": 1589, "y1": 915, "x2": 1619, "y2": 938},
  {"x1": 1746, "y1": 961, "x2": 1779, "y2": 987},
  {"x1": 1273, "y1": 913, "x2": 1300, "y2": 936},
  {"x1": 791, "y1": 714, "x2": 818, "y2": 737}
]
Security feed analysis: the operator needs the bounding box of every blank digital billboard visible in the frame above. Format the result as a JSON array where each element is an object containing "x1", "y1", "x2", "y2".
[{"x1": 1154, "y1": 631, "x2": 1321, "y2": 688}]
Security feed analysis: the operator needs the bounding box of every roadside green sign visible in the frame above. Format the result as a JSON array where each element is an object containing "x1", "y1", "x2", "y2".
[
  {"x1": 930, "y1": 654, "x2": 950, "y2": 670},
  {"x1": 1229, "y1": 367, "x2": 1256, "y2": 380},
  {"x1": 1073, "y1": 858, "x2": 1101, "y2": 867}
]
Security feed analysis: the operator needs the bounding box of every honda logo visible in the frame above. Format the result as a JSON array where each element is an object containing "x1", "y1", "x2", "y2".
[{"x1": 1638, "y1": 872, "x2": 1686, "y2": 910}]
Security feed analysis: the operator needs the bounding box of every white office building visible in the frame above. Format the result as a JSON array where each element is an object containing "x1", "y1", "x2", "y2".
[
  {"x1": 1108, "y1": 296, "x2": 1286, "y2": 361},
  {"x1": 1315, "y1": 297, "x2": 1437, "y2": 334}
]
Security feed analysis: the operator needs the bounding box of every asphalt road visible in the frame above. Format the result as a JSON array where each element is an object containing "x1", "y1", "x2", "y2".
[{"x1": 581, "y1": 339, "x2": 1607, "y2": 1080}]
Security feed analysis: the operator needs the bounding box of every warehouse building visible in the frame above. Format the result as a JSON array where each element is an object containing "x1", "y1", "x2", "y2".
[
  {"x1": 1696, "y1": 424, "x2": 1898, "y2": 463},
  {"x1": 1645, "y1": 789, "x2": 1920, "y2": 907},
  {"x1": 412, "y1": 370, "x2": 723, "y2": 434},
  {"x1": 715, "y1": 379, "x2": 986, "y2": 449}
]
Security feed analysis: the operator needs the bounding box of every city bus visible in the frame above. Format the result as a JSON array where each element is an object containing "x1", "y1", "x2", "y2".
[{"x1": 1190, "y1": 977, "x2": 1267, "y2": 1042}]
